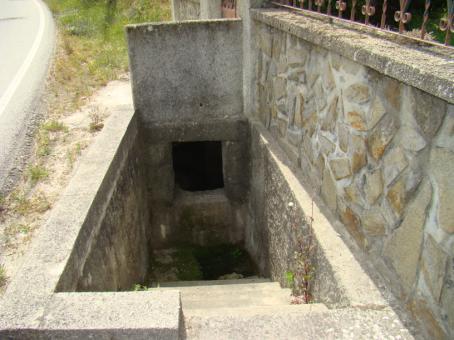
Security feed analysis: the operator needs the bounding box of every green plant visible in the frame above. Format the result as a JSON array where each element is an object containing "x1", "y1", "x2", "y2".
[
  {"x1": 28, "y1": 165, "x2": 49, "y2": 185},
  {"x1": 17, "y1": 224, "x2": 30, "y2": 234},
  {"x1": 231, "y1": 248, "x2": 243, "y2": 259},
  {"x1": 285, "y1": 270, "x2": 295, "y2": 288}
]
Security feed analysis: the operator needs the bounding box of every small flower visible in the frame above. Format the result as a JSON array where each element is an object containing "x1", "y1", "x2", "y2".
[{"x1": 288, "y1": 202, "x2": 294, "y2": 208}]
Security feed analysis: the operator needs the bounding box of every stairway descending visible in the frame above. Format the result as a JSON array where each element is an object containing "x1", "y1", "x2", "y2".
[{"x1": 156, "y1": 278, "x2": 329, "y2": 339}]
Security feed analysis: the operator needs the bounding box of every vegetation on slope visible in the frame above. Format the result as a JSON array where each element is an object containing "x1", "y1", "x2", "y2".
[{"x1": 45, "y1": 0, "x2": 171, "y2": 114}]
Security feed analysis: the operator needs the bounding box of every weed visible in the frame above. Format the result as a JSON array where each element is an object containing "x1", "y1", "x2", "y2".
[
  {"x1": 42, "y1": 120, "x2": 68, "y2": 133},
  {"x1": 67, "y1": 143, "x2": 83, "y2": 169},
  {"x1": 28, "y1": 165, "x2": 49, "y2": 185},
  {"x1": 10, "y1": 191, "x2": 50, "y2": 215},
  {"x1": 10, "y1": 191, "x2": 32, "y2": 216},
  {"x1": 29, "y1": 192, "x2": 52, "y2": 214},
  {"x1": 89, "y1": 109, "x2": 104, "y2": 132},
  {"x1": 36, "y1": 129, "x2": 51, "y2": 157},
  {"x1": 291, "y1": 232, "x2": 316, "y2": 304},
  {"x1": 285, "y1": 270, "x2": 295, "y2": 288},
  {"x1": 133, "y1": 284, "x2": 153, "y2": 291},
  {"x1": 0, "y1": 264, "x2": 7, "y2": 289},
  {"x1": 4, "y1": 224, "x2": 30, "y2": 238},
  {"x1": 287, "y1": 200, "x2": 317, "y2": 304}
]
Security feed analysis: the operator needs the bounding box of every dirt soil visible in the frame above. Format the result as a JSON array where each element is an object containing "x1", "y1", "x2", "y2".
[{"x1": 0, "y1": 78, "x2": 132, "y2": 294}]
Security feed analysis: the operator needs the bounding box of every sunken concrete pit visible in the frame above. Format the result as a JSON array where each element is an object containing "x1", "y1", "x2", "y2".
[{"x1": 0, "y1": 19, "x2": 415, "y2": 339}]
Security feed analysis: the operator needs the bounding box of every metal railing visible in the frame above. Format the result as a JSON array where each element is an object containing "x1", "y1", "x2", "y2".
[{"x1": 271, "y1": 0, "x2": 453, "y2": 46}]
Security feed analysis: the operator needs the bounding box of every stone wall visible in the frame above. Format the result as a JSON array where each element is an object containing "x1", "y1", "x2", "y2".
[{"x1": 251, "y1": 9, "x2": 454, "y2": 339}]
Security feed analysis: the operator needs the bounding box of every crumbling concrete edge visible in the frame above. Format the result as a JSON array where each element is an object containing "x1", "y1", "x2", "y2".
[
  {"x1": 251, "y1": 9, "x2": 454, "y2": 104},
  {"x1": 0, "y1": 106, "x2": 182, "y2": 338}
]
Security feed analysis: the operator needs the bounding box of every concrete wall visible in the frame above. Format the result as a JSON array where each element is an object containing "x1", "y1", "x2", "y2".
[
  {"x1": 56, "y1": 116, "x2": 149, "y2": 292},
  {"x1": 250, "y1": 9, "x2": 454, "y2": 339},
  {"x1": 0, "y1": 105, "x2": 182, "y2": 338},
  {"x1": 126, "y1": 19, "x2": 248, "y2": 249},
  {"x1": 141, "y1": 118, "x2": 250, "y2": 250},
  {"x1": 74, "y1": 138, "x2": 149, "y2": 292},
  {"x1": 127, "y1": 19, "x2": 243, "y2": 124}
]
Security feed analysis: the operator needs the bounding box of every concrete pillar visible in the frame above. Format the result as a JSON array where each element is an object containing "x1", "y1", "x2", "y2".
[
  {"x1": 200, "y1": 0, "x2": 222, "y2": 19},
  {"x1": 237, "y1": 0, "x2": 267, "y2": 117},
  {"x1": 171, "y1": 0, "x2": 179, "y2": 20}
]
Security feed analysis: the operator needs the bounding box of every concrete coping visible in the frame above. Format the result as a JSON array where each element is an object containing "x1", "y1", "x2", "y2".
[
  {"x1": 41, "y1": 291, "x2": 181, "y2": 337},
  {"x1": 251, "y1": 9, "x2": 454, "y2": 104},
  {"x1": 125, "y1": 17, "x2": 242, "y2": 31}
]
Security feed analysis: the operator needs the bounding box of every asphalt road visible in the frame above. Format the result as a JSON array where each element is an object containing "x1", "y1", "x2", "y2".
[{"x1": 0, "y1": 0, "x2": 55, "y2": 194}]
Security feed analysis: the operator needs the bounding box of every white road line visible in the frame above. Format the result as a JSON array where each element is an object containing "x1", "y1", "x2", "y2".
[{"x1": 0, "y1": 0, "x2": 46, "y2": 118}]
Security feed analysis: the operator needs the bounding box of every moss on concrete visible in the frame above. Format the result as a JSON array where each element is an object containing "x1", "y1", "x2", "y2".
[{"x1": 148, "y1": 244, "x2": 257, "y2": 284}]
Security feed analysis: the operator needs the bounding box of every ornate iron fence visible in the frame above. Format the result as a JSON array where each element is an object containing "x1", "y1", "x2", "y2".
[{"x1": 271, "y1": 0, "x2": 453, "y2": 46}]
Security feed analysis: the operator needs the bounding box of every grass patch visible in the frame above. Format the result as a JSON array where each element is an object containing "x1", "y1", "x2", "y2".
[
  {"x1": 42, "y1": 120, "x2": 68, "y2": 133},
  {"x1": 9, "y1": 191, "x2": 32, "y2": 215},
  {"x1": 44, "y1": 0, "x2": 171, "y2": 115},
  {"x1": 36, "y1": 129, "x2": 51, "y2": 157},
  {"x1": 149, "y1": 244, "x2": 257, "y2": 285},
  {"x1": 28, "y1": 165, "x2": 49, "y2": 185},
  {"x1": 9, "y1": 191, "x2": 51, "y2": 216},
  {"x1": 4, "y1": 223, "x2": 31, "y2": 238}
]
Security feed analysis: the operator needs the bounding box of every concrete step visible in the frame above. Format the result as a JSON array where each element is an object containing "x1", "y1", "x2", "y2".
[
  {"x1": 155, "y1": 277, "x2": 271, "y2": 287},
  {"x1": 182, "y1": 304, "x2": 329, "y2": 339},
  {"x1": 184, "y1": 304, "x2": 328, "y2": 318},
  {"x1": 155, "y1": 279, "x2": 293, "y2": 309},
  {"x1": 182, "y1": 306, "x2": 414, "y2": 340}
]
